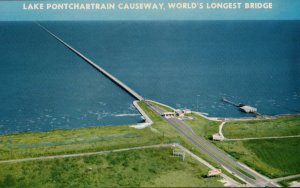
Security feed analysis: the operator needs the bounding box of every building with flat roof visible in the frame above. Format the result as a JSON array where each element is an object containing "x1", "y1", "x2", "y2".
[
  {"x1": 239, "y1": 105, "x2": 257, "y2": 113},
  {"x1": 162, "y1": 112, "x2": 176, "y2": 118},
  {"x1": 212, "y1": 133, "x2": 224, "y2": 141},
  {"x1": 207, "y1": 169, "x2": 222, "y2": 177}
]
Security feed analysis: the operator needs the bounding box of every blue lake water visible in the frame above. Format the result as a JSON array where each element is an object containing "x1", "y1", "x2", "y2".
[
  {"x1": 45, "y1": 21, "x2": 300, "y2": 117},
  {"x1": 0, "y1": 22, "x2": 142, "y2": 135},
  {"x1": 0, "y1": 21, "x2": 300, "y2": 134}
]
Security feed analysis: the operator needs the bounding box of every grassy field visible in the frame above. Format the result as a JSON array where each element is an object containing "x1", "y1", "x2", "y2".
[
  {"x1": 0, "y1": 101, "x2": 183, "y2": 160},
  {"x1": 278, "y1": 177, "x2": 300, "y2": 187},
  {"x1": 215, "y1": 137, "x2": 300, "y2": 178},
  {"x1": 0, "y1": 124, "x2": 162, "y2": 160},
  {"x1": 185, "y1": 113, "x2": 220, "y2": 140},
  {"x1": 147, "y1": 103, "x2": 300, "y2": 179},
  {"x1": 183, "y1": 113, "x2": 300, "y2": 178},
  {"x1": 139, "y1": 103, "x2": 230, "y2": 171},
  {"x1": 223, "y1": 116, "x2": 300, "y2": 139},
  {"x1": 0, "y1": 148, "x2": 223, "y2": 187},
  {"x1": 0, "y1": 101, "x2": 223, "y2": 170},
  {"x1": 0, "y1": 101, "x2": 243, "y2": 186}
]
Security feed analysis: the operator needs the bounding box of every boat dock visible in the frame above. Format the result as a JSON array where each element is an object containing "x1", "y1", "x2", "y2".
[
  {"x1": 221, "y1": 97, "x2": 260, "y2": 115},
  {"x1": 37, "y1": 23, "x2": 143, "y2": 101}
]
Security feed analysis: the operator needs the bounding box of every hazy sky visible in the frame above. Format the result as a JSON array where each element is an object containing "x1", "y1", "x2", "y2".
[{"x1": 1, "y1": 0, "x2": 300, "y2": 21}]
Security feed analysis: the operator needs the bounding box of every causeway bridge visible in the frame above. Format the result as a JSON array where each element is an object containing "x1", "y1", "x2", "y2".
[{"x1": 37, "y1": 23, "x2": 143, "y2": 101}]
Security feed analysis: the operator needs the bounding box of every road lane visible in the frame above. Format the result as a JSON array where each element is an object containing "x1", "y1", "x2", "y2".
[{"x1": 145, "y1": 101, "x2": 279, "y2": 187}]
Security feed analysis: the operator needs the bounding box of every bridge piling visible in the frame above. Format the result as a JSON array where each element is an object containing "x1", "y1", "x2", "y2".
[{"x1": 37, "y1": 23, "x2": 144, "y2": 101}]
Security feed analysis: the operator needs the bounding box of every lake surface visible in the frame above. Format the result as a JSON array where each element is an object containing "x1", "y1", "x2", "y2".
[
  {"x1": 0, "y1": 21, "x2": 299, "y2": 134},
  {"x1": 0, "y1": 22, "x2": 142, "y2": 135},
  {"x1": 45, "y1": 21, "x2": 300, "y2": 117}
]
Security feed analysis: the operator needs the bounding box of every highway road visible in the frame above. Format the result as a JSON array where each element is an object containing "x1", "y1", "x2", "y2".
[{"x1": 145, "y1": 101, "x2": 280, "y2": 187}]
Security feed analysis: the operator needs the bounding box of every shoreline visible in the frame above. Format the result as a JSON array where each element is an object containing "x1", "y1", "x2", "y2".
[
  {"x1": 1, "y1": 99, "x2": 299, "y2": 136},
  {"x1": 146, "y1": 99, "x2": 300, "y2": 122},
  {"x1": 0, "y1": 100, "x2": 152, "y2": 136},
  {"x1": 129, "y1": 100, "x2": 153, "y2": 129}
]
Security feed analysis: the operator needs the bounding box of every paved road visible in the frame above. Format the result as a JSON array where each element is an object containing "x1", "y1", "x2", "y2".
[
  {"x1": 145, "y1": 101, "x2": 279, "y2": 187},
  {"x1": 272, "y1": 174, "x2": 300, "y2": 182},
  {"x1": 225, "y1": 135, "x2": 300, "y2": 141},
  {"x1": 219, "y1": 121, "x2": 226, "y2": 139}
]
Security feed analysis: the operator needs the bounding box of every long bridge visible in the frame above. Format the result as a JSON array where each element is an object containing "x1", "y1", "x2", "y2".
[{"x1": 37, "y1": 23, "x2": 143, "y2": 101}]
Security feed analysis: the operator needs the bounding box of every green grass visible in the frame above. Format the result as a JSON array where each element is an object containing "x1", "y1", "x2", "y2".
[
  {"x1": 143, "y1": 104, "x2": 248, "y2": 184},
  {"x1": 147, "y1": 102, "x2": 220, "y2": 141},
  {"x1": 0, "y1": 101, "x2": 241, "y2": 186},
  {"x1": 185, "y1": 113, "x2": 220, "y2": 139},
  {"x1": 0, "y1": 101, "x2": 182, "y2": 160},
  {"x1": 0, "y1": 148, "x2": 224, "y2": 187},
  {"x1": 149, "y1": 104, "x2": 300, "y2": 179},
  {"x1": 183, "y1": 112, "x2": 300, "y2": 178},
  {"x1": 223, "y1": 116, "x2": 300, "y2": 139},
  {"x1": 138, "y1": 102, "x2": 181, "y2": 140},
  {"x1": 142, "y1": 102, "x2": 234, "y2": 170},
  {"x1": 215, "y1": 137, "x2": 300, "y2": 178},
  {"x1": 279, "y1": 177, "x2": 300, "y2": 187},
  {"x1": 0, "y1": 125, "x2": 160, "y2": 160},
  {"x1": 139, "y1": 103, "x2": 227, "y2": 171},
  {"x1": 0, "y1": 101, "x2": 222, "y2": 172}
]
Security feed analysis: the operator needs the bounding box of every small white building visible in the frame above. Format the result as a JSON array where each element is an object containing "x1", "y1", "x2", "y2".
[
  {"x1": 239, "y1": 105, "x2": 257, "y2": 113},
  {"x1": 207, "y1": 169, "x2": 222, "y2": 177},
  {"x1": 163, "y1": 109, "x2": 192, "y2": 119},
  {"x1": 182, "y1": 109, "x2": 192, "y2": 114},
  {"x1": 212, "y1": 133, "x2": 224, "y2": 141},
  {"x1": 162, "y1": 112, "x2": 176, "y2": 118},
  {"x1": 174, "y1": 109, "x2": 192, "y2": 117},
  {"x1": 174, "y1": 110, "x2": 184, "y2": 117}
]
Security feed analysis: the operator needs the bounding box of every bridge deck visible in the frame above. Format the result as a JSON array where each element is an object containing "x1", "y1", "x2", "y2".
[{"x1": 37, "y1": 23, "x2": 143, "y2": 101}]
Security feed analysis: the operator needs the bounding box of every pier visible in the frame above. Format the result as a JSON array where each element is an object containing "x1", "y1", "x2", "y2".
[
  {"x1": 221, "y1": 97, "x2": 259, "y2": 115},
  {"x1": 37, "y1": 23, "x2": 143, "y2": 101},
  {"x1": 221, "y1": 97, "x2": 239, "y2": 107}
]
